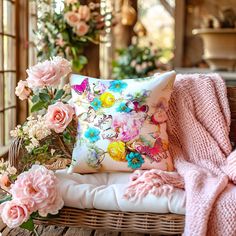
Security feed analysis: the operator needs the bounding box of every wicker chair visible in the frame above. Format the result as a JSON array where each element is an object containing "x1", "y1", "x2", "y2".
[{"x1": 8, "y1": 86, "x2": 236, "y2": 235}]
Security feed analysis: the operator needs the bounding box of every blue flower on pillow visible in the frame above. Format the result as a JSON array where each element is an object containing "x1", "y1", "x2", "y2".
[
  {"x1": 126, "y1": 152, "x2": 144, "y2": 169},
  {"x1": 116, "y1": 102, "x2": 132, "y2": 113},
  {"x1": 109, "y1": 80, "x2": 127, "y2": 93},
  {"x1": 85, "y1": 127, "x2": 100, "y2": 143},
  {"x1": 91, "y1": 98, "x2": 101, "y2": 111}
]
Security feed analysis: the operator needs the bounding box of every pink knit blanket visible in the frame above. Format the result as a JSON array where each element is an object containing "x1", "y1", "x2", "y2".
[{"x1": 125, "y1": 74, "x2": 236, "y2": 236}]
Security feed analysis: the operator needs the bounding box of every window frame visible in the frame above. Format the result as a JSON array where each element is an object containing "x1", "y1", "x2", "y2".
[
  {"x1": 0, "y1": 0, "x2": 17, "y2": 154},
  {"x1": 0, "y1": 0, "x2": 29, "y2": 157}
]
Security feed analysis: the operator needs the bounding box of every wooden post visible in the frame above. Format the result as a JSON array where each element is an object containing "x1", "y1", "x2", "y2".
[
  {"x1": 80, "y1": 0, "x2": 100, "y2": 77},
  {"x1": 80, "y1": 44, "x2": 100, "y2": 78},
  {"x1": 174, "y1": 0, "x2": 185, "y2": 68},
  {"x1": 16, "y1": 0, "x2": 29, "y2": 124}
]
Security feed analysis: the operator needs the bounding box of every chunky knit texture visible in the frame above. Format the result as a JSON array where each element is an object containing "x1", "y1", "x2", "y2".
[
  {"x1": 167, "y1": 74, "x2": 235, "y2": 236},
  {"x1": 124, "y1": 169, "x2": 184, "y2": 200},
  {"x1": 126, "y1": 73, "x2": 236, "y2": 235}
]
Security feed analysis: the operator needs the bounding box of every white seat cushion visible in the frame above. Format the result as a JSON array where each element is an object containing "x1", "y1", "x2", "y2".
[{"x1": 56, "y1": 170, "x2": 186, "y2": 214}]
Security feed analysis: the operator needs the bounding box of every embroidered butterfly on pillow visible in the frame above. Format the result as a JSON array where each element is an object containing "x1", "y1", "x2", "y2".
[{"x1": 69, "y1": 71, "x2": 176, "y2": 173}]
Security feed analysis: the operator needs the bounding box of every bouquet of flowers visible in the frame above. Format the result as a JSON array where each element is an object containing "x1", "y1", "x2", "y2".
[
  {"x1": 0, "y1": 162, "x2": 63, "y2": 235},
  {"x1": 112, "y1": 44, "x2": 168, "y2": 80},
  {"x1": 0, "y1": 56, "x2": 77, "y2": 233},
  {"x1": 12, "y1": 56, "x2": 76, "y2": 171},
  {"x1": 36, "y1": 0, "x2": 111, "y2": 72}
]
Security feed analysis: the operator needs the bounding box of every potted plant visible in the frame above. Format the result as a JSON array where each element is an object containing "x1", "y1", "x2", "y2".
[{"x1": 193, "y1": 8, "x2": 236, "y2": 71}]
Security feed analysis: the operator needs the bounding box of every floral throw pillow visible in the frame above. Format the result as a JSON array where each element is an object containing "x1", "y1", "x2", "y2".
[{"x1": 69, "y1": 71, "x2": 176, "y2": 173}]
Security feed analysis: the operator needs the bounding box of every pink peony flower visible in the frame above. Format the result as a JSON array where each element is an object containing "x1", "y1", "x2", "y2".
[
  {"x1": 75, "y1": 21, "x2": 89, "y2": 36},
  {"x1": 15, "y1": 80, "x2": 31, "y2": 100},
  {"x1": 26, "y1": 57, "x2": 71, "y2": 89},
  {"x1": 78, "y1": 5, "x2": 91, "y2": 22},
  {"x1": 10, "y1": 165, "x2": 64, "y2": 217},
  {"x1": 45, "y1": 102, "x2": 74, "y2": 133},
  {"x1": 64, "y1": 11, "x2": 81, "y2": 27},
  {"x1": 0, "y1": 200, "x2": 30, "y2": 228},
  {"x1": 112, "y1": 112, "x2": 146, "y2": 142}
]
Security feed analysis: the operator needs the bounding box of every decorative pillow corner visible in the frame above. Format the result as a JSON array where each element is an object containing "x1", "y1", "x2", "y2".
[{"x1": 68, "y1": 71, "x2": 176, "y2": 174}]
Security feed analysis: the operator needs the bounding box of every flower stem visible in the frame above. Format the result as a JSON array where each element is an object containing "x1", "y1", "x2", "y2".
[
  {"x1": 57, "y1": 135, "x2": 71, "y2": 158},
  {"x1": 0, "y1": 187, "x2": 11, "y2": 195},
  {"x1": 34, "y1": 228, "x2": 40, "y2": 236}
]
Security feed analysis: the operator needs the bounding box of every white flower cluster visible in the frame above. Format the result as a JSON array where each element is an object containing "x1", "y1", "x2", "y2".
[
  {"x1": 10, "y1": 115, "x2": 52, "y2": 153},
  {"x1": 0, "y1": 159, "x2": 17, "y2": 176},
  {"x1": 10, "y1": 125, "x2": 24, "y2": 138}
]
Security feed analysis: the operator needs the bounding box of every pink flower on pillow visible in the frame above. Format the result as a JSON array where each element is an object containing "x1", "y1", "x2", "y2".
[
  {"x1": 0, "y1": 200, "x2": 30, "y2": 228},
  {"x1": 113, "y1": 112, "x2": 146, "y2": 142},
  {"x1": 15, "y1": 80, "x2": 31, "y2": 100},
  {"x1": 10, "y1": 165, "x2": 64, "y2": 217},
  {"x1": 45, "y1": 102, "x2": 74, "y2": 133}
]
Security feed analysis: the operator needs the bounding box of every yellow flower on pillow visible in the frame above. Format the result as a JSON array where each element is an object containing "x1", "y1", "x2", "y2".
[
  {"x1": 107, "y1": 141, "x2": 126, "y2": 161},
  {"x1": 100, "y1": 92, "x2": 115, "y2": 108}
]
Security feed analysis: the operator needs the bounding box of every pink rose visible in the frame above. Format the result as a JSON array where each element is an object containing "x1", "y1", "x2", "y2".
[
  {"x1": 0, "y1": 174, "x2": 11, "y2": 191},
  {"x1": 64, "y1": 11, "x2": 81, "y2": 27},
  {"x1": 75, "y1": 21, "x2": 89, "y2": 36},
  {"x1": 15, "y1": 80, "x2": 31, "y2": 100},
  {"x1": 112, "y1": 112, "x2": 146, "y2": 142},
  {"x1": 26, "y1": 60, "x2": 61, "y2": 89},
  {"x1": 0, "y1": 200, "x2": 30, "y2": 228},
  {"x1": 10, "y1": 165, "x2": 64, "y2": 217},
  {"x1": 78, "y1": 5, "x2": 91, "y2": 22},
  {"x1": 52, "y1": 56, "x2": 72, "y2": 78},
  {"x1": 26, "y1": 57, "x2": 71, "y2": 89},
  {"x1": 45, "y1": 102, "x2": 74, "y2": 133}
]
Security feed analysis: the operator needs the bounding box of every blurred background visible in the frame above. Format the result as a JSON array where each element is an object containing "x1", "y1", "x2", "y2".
[{"x1": 0, "y1": 0, "x2": 236, "y2": 157}]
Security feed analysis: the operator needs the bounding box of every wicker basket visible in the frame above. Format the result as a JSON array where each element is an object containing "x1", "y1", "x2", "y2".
[{"x1": 8, "y1": 86, "x2": 236, "y2": 235}]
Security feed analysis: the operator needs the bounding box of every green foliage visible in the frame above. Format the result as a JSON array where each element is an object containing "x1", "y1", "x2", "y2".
[
  {"x1": 31, "y1": 101, "x2": 46, "y2": 113},
  {"x1": 20, "y1": 217, "x2": 35, "y2": 232},
  {"x1": 112, "y1": 44, "x2": 164, "y2": 80},
  {"x1": 0, "y1": 195, "x2": 12, "y2": 204},
  {"x1": 53, "y1": 89, "x2": 65, "y2": 101},
  {"x1": 35, "y1": 0, "x2": 108, "y2": 72},
  {"x1": 32, "y1": 144, "x2": 49, "y2": 155},
  {"x1": 30, "y1": 87, "x2": 71, "y2": 113},
  {"x1": 39, "y1": 92, "x2": 51, "y2": 102}
]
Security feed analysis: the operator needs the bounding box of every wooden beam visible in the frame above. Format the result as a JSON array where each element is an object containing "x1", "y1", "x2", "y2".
[
  {"x1": 174, "y1": 0, "x2": 185, "y2": 67},
  {"x1": 16, "y1": 0, "x2": 29, "y2": 124}
]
